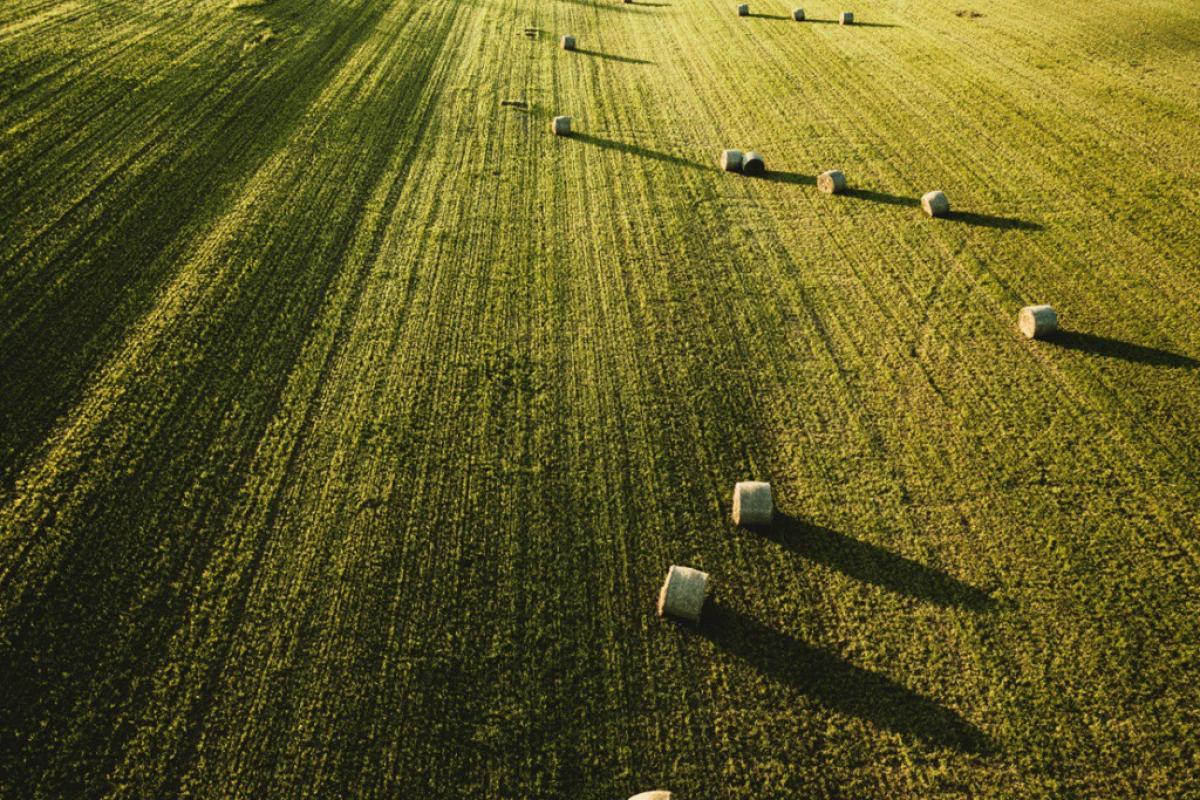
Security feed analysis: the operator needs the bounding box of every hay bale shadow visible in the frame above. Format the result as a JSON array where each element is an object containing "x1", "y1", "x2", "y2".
[
  {"x1": 762, "y1": 171, "x2": 816, "y2": 186},
  {"x1": 557, "y1": 0, "x2": 656, "y2": 10},
  {"x1": 946, "y1": 211, "x2": 1042, "y2": 230},
  {"x1": 573, "y1": 133, "x2": 705, "y2": 170},
  {"x1": 762, "y1": 513, "x2": 996, "y2": 610},
  {"x1": 698, "y1": 601, "x2": 992, "y2": 752},
  {"x1": 842, "y1": 187, "x2": 919, "y2": 207},
  {"x1": 1044, "y1": 331, "x2": 1199, "y2": 368},
  {"x1": 805, "y1": 17, "x2": 898, "y2": 27},
  {"x1": 574, "y1": 48, "x2": 653, "y2": 65}
]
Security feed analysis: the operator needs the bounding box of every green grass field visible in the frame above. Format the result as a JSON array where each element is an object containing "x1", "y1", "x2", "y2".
[{"x1": 2, "y1": 0, "x2": 1200, "y2": 796}]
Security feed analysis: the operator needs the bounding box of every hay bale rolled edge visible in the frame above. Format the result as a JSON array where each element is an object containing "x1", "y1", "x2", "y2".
[
  {"x1": 1019, "y1": 305, "x2": 1058, "y2": 339},
  {"x1": 742, "y1": 151, "x2": 766, "y2": 176},
  {"x1": 732, "y1": 481, "x2": 774, "y2": 526},
  {"x1": 561, "y1": 35, "x2": 575, "y2": 50},
  {"x1": 840, "y1": 10, "x2": 854, "y2": 23},
  {"x1": 792, "y1": 7, "x2": 805, "y2": 20},
  {"x1": 737, "y1": 3, "x2": 749, "y2": 15},
  {"x1": 657, "y1": 565, "x2": 710, "y2": 623},
  {"x1": 552, "y1": 115, "x2": 572, "y2": 136},
  {"x1": 720, "y1": 149, "x2": 744, "y2": 172},
  {"x1": 818, "y1": 169, "x2": 846, "y2": 194},
  {"x1": 628, "y1": 792, "x2": 672, "y2": 800},
  {"x1": 921, "y1": 190, "x2": 949, "y2": 217}
]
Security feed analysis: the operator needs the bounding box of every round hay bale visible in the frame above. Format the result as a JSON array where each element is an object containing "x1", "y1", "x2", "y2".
[
  {"x1": 818, "y1": 169, "x2": 847, "y2": 194},
  {"x1": 720, "y1": 149, "x2": 744, "y2": 172},
  {"x1": 921, "y1": 190, "x2": 949, "y2": 217},
  {"x1": 732, "y1": 481, "x2": 774, "y2": 526},
  {"x1": 629, "y1": 793, "x2": 671, "y2": 800},
  {"x1": 552, "y1": 115, "x2": 572, "y2": 136},
  {"x1": 839, "y1": 10, "x2": 854, "y2": 23},
  {"x1": 657, "y1": 566, "x2": 709, "y2": 623},
  {"x1": 742, "y1": 151, "x2": 765, "y2": 176},
  {"x1": 792, "y1": 8, "x2": 805, "y2": 20},
  {"x1": 561, "y1": 35, "x2": 575, "y2": 50},
  {"x1": 1019, "y1": 305, "x2": 1058, "y2": 339},
  {"x1": 737, "y1": 3, "x2": 749, "y2": 16}
]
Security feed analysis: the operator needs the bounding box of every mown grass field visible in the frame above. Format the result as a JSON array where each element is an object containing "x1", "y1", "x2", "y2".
[{"x1": 2, "y1": 0, "x2": 1199, "y2": 796}]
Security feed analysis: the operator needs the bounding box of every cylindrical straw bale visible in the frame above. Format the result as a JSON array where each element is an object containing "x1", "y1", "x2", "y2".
[
  {"x1": 657, "y1": 566, "x2": 709, "y2": 623},
  {"x1": 737, "y1": 3, "x2": 749, "y2": 15},
  {"x1": 818, "y1": 169, "x2": 847, "y2": 194},
  {"x1": 742, "y1": 151, "x2": 765, "y2": 176},
  {"x1": 732, "y1": 481, "x2": 774, "y2": 526},
  {"x1": 1019, "y1": 305, "x2": 1058, "y2": 339},
  {"x1": 720, "y1": 149, "x2": 744, "y2": 172},
  {"x1": 792, "y1": 8, "x2": 805, "y2": 20},
  {"x1": 839, "y1": 10, "x2": 854, "y2": 23},
  {"x1": 561, "y1": 35, "x2": 575, "y2": 50},
  {"x1": 921, "y1": 190, "x2": 949, "y2": 217},
  {"x1": 629, "y1": 793, "x2": 672, "y2": 800},
  {"x1": 552, "y1": 115, "x2": 572, "y2": 136}
]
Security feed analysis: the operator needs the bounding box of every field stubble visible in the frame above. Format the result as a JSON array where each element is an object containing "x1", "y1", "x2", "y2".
[{"x1": 2, "y1": 0, "x2": 1199, "y2": 797}]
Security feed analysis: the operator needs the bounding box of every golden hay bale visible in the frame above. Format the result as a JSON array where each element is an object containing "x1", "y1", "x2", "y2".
[
  {"x1": 1019, "y1": 305, "x2": 1058, "y2": 339},
  {"x1": 818, "y1": 169, "x2": 847, "y2": 194},
  {"x1": 561, "y1": 35, "x2": 576, "y2": 50},
  {"x1": 921, "y1": 190, "x2": 949, "y2": 217},
  {"x1": 552, "y1": 115, "x2": 572, "y2": 136},
  {"x1": 792, "y1": 8, "x2": 806, "y2": 20},
  {"x1": 742, "y1": 151, "x2": 765, "y2": 176},
  {"x1": 737, "y1": 3, "x2": 749, "y2": 15},
  {"x1": 720, "y1": 149, "x2": 744, "y2": 172},
  {"x1": 657, "y1": 566, "x2": 709, "y2": 623},
  {"x1": 839, "y1": 10, "x2": 854, "y2": 23},
  {"x1": 732, "y1": 481, "x2": 774, "y2": 526}
]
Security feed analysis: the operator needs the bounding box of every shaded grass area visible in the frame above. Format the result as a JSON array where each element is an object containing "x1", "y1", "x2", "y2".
[
  {"x1": 0, "y1": 0, "x2": 397, "y2": 479},
  {"x1": 0, "y1": 0, "x2": 463, "y2": 795},
  {"x1": 697, "y1": 601, "x2": 990, "y2": 752},
  {"x1": 573, "y1": 132, "x2": 707, "y2": 170},
  {"x1": 762, "y1": 513, "x2": 996, "y2": 610},
  {"x1": 574, "y1": 47, "x2": 653, "y2": 65},
  {"x1": 1046, "y1": 330, "x2": 1200, "y2": 368}
]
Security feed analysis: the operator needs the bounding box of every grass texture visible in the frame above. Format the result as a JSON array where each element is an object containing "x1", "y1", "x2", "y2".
[{"x1": 2, "y1": 0, "x2": 1199, "y2": 796}]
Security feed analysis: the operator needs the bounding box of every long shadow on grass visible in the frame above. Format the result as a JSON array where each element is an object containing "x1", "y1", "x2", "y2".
[
  {"x1": 806, "y1": 18, "x2": 899, "y2": 27},
  {"x1": 842, "y1": 187, "x2": 920, "y2": 208},
  {"x1": 760, "y1": 513, "x2": 995, "y2": 610},
  {"x1": 699, "y1": 601, "x2": 990, "y2": 751},
  {"x1": 763, "y1": 171, "x2": 816, "y2": 186},
  {"x1": 944, "y1": 211, "x2": 1042, "y2": 231},
  {"x1": 557, "y1": 0, "x2": 654, "y2": 10},
  {"x1": 573, "y1": 133, "x2": 705, "y2": 171},
  {"x1": 1044, "y1": 331, "x2": 1199, "y2": 368},
  {"x1": 748, "y1": 12, "x2": 792, "y2": 19},
  {"x1": 574, "y1": 48, "x2": 653, "y2": 65},
  {"x1": 763, "y1": 178, "x2": 916, "y2": 204}
]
